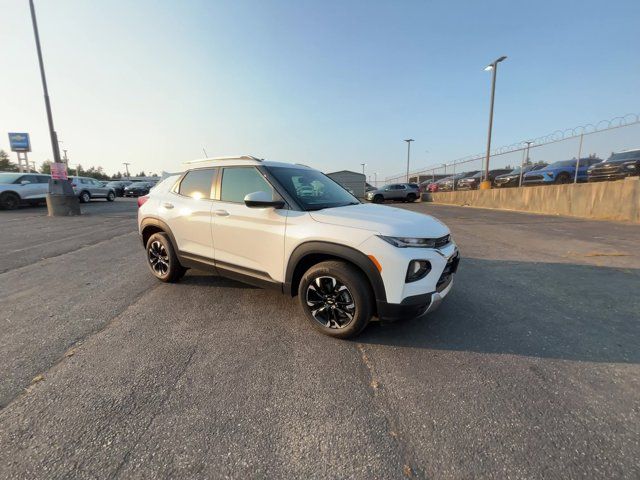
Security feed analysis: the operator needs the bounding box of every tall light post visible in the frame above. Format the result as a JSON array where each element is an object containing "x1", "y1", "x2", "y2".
[
  {"x1": 404, "y1": 139, "x2": 414, "y2": 183},
  {"x1": 30, "y1": 0, "x2": 79, "y2": 215},
  {"x1": 123, "y1": 162, "x2": 131, "y2": 179},
  {"x1": 360, "y1": 163, "x2": 366, "y2": 198},
  {"x1": 519, "y1": 141, "x2": 533, "y2": 187},
  {"x1": 374, "y1": 172, "x2": 377, "y2": 187},
  {"x1": 482, "y1": 55, "x2": 507, "y2": 190}
]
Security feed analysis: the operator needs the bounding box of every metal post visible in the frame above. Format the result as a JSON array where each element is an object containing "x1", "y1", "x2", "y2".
[
  {"x1": 520, "y1": 141, "x2": 532, "y2": 187},
  {"x1": 123, "y1": 162, "x2": 131, "y2": 179},
  {"x1": 360, "y1": 163, "x2": 366, "y2": 198},
  {"x1": 483, "y1": 56, "x2": 507, "y2": 188},
  {"x1": 30, "y1": 0, "x2": 61, "y2": 164},
  {"x1": 452, "y1": 161, "x2": 456, "y2": 191},
  {"x1": 404, "y1": 139, "x2": 414, "y2": 183},
  {"x1": 574, "y1": 133, "x2": 584, "y2": 183}
]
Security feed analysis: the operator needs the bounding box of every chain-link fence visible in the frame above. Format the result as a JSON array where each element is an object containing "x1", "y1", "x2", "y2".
[{"x1": 385, "y1": 113, "x2": 640, "y2": 188}]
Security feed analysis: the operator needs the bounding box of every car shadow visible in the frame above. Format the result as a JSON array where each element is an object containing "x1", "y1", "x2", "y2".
[{"x1": 358, "y1": 258, "x2": 640, "y2": 364}]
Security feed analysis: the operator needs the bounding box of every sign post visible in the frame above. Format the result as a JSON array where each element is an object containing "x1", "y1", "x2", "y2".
[{"x1": 8, "y1": 132, "x2": 31, "y2": 173}]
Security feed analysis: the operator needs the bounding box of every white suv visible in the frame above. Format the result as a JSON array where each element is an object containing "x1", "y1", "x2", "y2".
[{"x1": 138, "y1": 156, "x2": 459, "y2": 338}]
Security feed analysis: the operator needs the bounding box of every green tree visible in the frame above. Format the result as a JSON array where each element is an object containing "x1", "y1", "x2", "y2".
[
  {"x1": 137, "y1": 171, "x2": 146, "y2": 177},
  {"x1": 40, "y1": 160, "x2": 53, "y2": 174},
  {"x1": 0, "y1": 150, "x2": 18, "y2": 172}
]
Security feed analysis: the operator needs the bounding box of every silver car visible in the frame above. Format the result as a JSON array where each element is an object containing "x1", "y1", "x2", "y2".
[
  {"x1": 0, "y1": 172, "x2": 51, "y2": 209},
  {"x1": 68, "y1": 176, "x2": 116, "y2": 203},
  {"x1": 365, "y1": 183, "x2": 421, "y2": 203}
]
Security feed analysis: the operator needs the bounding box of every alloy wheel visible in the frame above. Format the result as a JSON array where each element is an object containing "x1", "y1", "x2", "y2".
[
  {"x1": 148, "y1": 240, "x2": 170, "y2": 276},
  {"x1": 306, "y1": 276, "x2": 356, "y2": 329}
]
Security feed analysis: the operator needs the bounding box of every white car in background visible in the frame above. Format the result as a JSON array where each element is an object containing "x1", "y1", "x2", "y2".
[
  {"x1": 0, "y1": 172, "x2": 51, "y2": 209},
  {"x1": 137, "y1": 156, "x2": 459, "y2": 338}
]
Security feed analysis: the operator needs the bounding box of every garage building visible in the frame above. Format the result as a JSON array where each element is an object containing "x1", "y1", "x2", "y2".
[{"x1": 326, "y1": 170, "x2": 366, "y2": 198}]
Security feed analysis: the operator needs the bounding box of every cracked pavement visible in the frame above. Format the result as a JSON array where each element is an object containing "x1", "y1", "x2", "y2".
[{"x1": 0, "y1": 199, "x2": 638, "y2": 479}]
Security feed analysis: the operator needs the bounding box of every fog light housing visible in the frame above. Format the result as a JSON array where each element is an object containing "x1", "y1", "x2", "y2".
[{"x1": 406, "y1": 260, "x2": 431, "y2": 283}]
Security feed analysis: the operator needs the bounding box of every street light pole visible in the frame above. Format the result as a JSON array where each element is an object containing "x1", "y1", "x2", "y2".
[
  {"x1": 123, "y1": 162, "x2": 131, "y2": 179},
  {"x1": 482, "y1": 55, "x2": 507, "y2": 190},
  {"x1": 30, "y1": 0, "x2": 79, "y2": 215},
  {"x1": 404, "y1": 139, "x2": 414, "y2": 183},
  {"x1": 360, "y1": 163, "x2": 366, "y2": 198}
]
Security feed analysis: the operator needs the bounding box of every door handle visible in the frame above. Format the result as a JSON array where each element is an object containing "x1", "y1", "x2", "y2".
[
  {"x1": 161, "y1": 202, "x2": 174, "y2": 209},
  {"x1": 213, "y1": 209, "x2": 229, "y2": 217}
]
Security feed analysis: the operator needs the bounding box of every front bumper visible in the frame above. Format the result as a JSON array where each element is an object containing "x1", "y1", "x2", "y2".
[{"x1": 376, "y1": 251, "x2": 459, "y2": 321}]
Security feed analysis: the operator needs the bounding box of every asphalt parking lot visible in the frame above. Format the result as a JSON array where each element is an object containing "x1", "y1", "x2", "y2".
[{"x1": 0, "y1": 198, "x2": 638, "y2": 479}]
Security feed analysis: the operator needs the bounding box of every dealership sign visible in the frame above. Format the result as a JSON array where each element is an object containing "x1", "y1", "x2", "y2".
[{"x1": 8, "y1": 132, "x2": 31, "y2": 152}]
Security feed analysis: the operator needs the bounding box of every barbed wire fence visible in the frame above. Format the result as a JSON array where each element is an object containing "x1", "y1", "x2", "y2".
[{"x1": 383, "y1": 113, "x2": 640, "y2": 186}]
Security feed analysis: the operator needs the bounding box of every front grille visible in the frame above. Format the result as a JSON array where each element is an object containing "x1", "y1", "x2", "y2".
[{"x1": 436, "y1": 252, "x2": 460, "y2": 292}]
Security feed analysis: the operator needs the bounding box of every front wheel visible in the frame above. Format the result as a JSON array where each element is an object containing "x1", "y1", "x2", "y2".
[
  {"x1": 298, "y1": 260, "x2": 373, "y2": 339},
  {"x1": 106, "y1": 191, "x2": 115, "y2": 202},
  {"x1": 406, "y1": 193, "x2": 417, "y2": 202},
  {"x1": 146, "y1": 232, "x2": 187, "y2": 282},
  {"x1": 373, "y1": 194, "x2": 384, "y2": 204},
  {"x1": 0, "y1": 192, "x2": 20, "y2": 210}
]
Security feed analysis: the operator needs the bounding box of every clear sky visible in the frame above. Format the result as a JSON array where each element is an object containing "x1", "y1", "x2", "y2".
[{"x1": 1, "y1": 0, "x2": 639, "y2": 180}]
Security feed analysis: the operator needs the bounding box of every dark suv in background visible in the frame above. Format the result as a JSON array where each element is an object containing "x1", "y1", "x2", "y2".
[
  {"x1": 437, "y1": 171, "x2": 480, "y2": 191},
  {"x1": 456, "y1": 168, "x2": 512, "y2": 190},
  {"x1": 494, "y1": 163, "x2": 548, "y2": 188},
  {"x1": 587, "y1": 149, "x2": 640, "y2": 182}
]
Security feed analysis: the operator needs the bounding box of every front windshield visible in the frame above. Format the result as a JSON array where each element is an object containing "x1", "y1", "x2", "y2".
[
  {"x1": 0, "y1": 173, "x2": 23, "y2": 184},
  {"x1": 266, "y1": 166, "x2": 359, "y2": 211},
  {"x1": 608, "y1": 151, "x2": 640, "y2": 163},
  {"x1": 549, "y1": 160, "x2": 577, "y2": 168}
]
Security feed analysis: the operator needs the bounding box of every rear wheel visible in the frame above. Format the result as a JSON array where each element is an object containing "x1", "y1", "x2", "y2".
[
  {"x1": 373, "y1": 194, "x2": 384, "y2": 204},
  {"x1": 556, "y1": 173, "x2": 571, "y2": 184},
  {"x1": 0, "y1": 192, "x2": 20, "y2": 210},
  {"x1": 106, "y1": 191, "x2": 115, "y2": 202},
  {"x1": 298, "y1": 260, "x2": 373, "y2": 339},
  {"x1": 79, "y1": 191, "x2": 91, "y2": 203},
  {"x1": 146, "y1": 232, "x2": 186, "y2": 282},
  {"x1": 406, "y1": 193, "x2": 417, "y2": 202}
]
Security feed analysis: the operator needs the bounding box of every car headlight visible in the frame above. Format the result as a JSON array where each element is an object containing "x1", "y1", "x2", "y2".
[
  {"x1": 378, "y1": 235, "x2": 446, "y2": 248},
  {"x1": 625, "y1": 162, "x2": 637, "y2": 170}
]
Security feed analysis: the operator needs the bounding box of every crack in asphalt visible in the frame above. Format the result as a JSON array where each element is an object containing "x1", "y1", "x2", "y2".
[
  {"x1": 108, "y1": 346, "x2": 198, "y2": 480},
  {"x1": 356, "y1": 343, "x2": 421, "y2": 479}
]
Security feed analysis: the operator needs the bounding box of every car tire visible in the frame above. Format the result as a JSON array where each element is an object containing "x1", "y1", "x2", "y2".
[
  {"x1": 556, "y1": 173, "x2": 571, "y2": 184},
  {"x1": 79, "y1": 191, "x2": 91, "y2": 203},
  {"x1": 106, "y1": 191, "x2": 115, "y2": 202},
  {"x1": 0, "y1": 192, "x2": 20, "y2": 210},
  {"x1": 373, "y1": 194, "x2": 384, "y2": 204},
  {"x1": 298, "y1": 260, "x2": 373, "y2": 339},
  {"x1": 406, "y1": 193, "x2": 417, "y2": 202},
  {"x1": 146, "y1": 232, "x2": 187, "y2": 283}
]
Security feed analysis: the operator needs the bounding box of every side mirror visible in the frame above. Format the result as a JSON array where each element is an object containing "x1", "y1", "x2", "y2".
[
  {"x1": 20, "y1": 180, "x2": 31, "y2": 185},
  {"x1": 244, "y1": 191, "x2": 285, "y2": 209}
]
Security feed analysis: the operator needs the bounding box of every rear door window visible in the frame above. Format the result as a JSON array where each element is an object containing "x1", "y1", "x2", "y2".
[{"x1": 178, "y1": 168, "x2": 216, "y2": 199}]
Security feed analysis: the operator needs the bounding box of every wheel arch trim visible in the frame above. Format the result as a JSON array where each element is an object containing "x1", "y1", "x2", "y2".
[{"x1": 284, "y1": 241, "x2": 387, "y2": 302}]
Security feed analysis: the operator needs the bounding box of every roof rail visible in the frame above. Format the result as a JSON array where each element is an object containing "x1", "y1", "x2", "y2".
[{"x1": 184, "y1": 155, "x2": 263, "y2": 164}]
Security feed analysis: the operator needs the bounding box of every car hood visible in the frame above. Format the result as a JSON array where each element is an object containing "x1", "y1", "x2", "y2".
[{"x1": 309, "y1": 203, "x2": 449, "y2": 237}]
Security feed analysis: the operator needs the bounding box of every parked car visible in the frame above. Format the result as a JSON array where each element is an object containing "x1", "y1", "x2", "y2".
[
  {"x1": 105, "y1": 180, "x2": 132, "y2": 197},
  {"x1": 124, "y1": 182, "x2": 154, "y2": 197},
  {"x1": 0, "y1": 172, "x2": 51, "y2": 209},
  {"x1": 456, "y1": 169, "x2": 512, "y2": 190},
  {"x1": 494, "y1": 163, "x2": 548, "y2": 188},
  {"x1": 522, "y1": 158, "x2": 602, "y2": 185},
  {"x1": 68, "y1": 176, "x2": 116, "y2": 203},
  {"x1": 138, "y1": 156, "x2": 459, "y2": 338},
  {"x1": 587, "y1": 149, "x2": 640, "y2": 182},
  {"x1": 438, "y1": 171, "x2": 480, "y2": 191},
  {"x1": 365, "y1": 183, "x2": 421, "y2": 203},
  {"x1": 421, "y1": 177, "x2": 452, "y2": 193}
]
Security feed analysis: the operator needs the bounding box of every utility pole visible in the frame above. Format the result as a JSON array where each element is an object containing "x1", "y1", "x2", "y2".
[
  {"x1": 123, "y1": 162, "x2": 131, "y2": 179},
  {"x1": 404, "y1": 139, "x2": 414, "y2": 183},
  {"x1": 30, "y1": 0, "x2": 79, "y2": 215},
  {"x1": 360, "y1": 163, "x2": 366, "y2": 198},
  {"x1": 482, "y1": 55, "x2": 507, "y2": 190}
]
